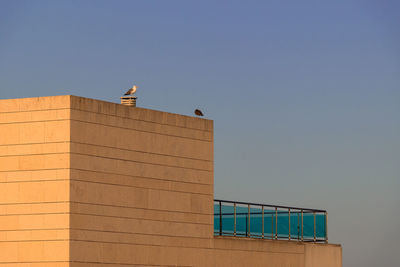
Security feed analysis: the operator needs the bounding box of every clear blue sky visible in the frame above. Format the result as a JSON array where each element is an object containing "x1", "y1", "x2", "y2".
[{"x1": 1, "y1": 1, "x2": 399, "y2": 266}]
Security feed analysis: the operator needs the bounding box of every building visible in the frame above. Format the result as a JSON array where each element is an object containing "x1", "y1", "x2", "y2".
[{"x1": 0, "y1": 95, "x2": 342, "y2": 266}]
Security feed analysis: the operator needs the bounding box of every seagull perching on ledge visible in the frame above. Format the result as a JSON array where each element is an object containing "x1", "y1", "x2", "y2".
[
  {"x1": 194, "y1": 109, "x2": 204, "y2": 116},
  {"x1": 124, "y1": 85, "x2": 137, "y2": 96}
]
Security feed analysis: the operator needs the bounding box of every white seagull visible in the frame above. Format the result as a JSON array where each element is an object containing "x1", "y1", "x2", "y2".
[{"x1": 124, "y1": 85, "x2": 138, "y2": 95}]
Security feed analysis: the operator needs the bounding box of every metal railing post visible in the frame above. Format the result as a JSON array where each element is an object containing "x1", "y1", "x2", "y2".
[
  {"x1": 245, "y1": 214, "x2": 248, "y2": 236},
  {"x1": 288, "y1": 208, "x2": 291, "y2": 240},
  {"x1": 262, "y1": 206, "x2": 264, "y2": 239},
  {"x1": 325, "y1": 211, "x2": 328, "y2": 243},
  {"x1": 271, "y1": 213, "x2": 274, "y2": 239},
  {"x1": 219, "y1": 201, "x2": 222, "y2": 236},
  {"x1": 301, "y1": 209, "x2": 303, "y2": 241},
  {"x1": 247, "y1": 204, "x2": 251, "y2": 237},
  {"x1": 234, "y1": 203, "x2": 236, "y2": 236},
  {"x1": 275, "y1": 207, "x2": 278, "y2": 240},
  {"x1": 297, "y1": 212, "x2": 300, "y2": 240},
  {"x1": 313, "y1": 211, "x2": 316, "y2": 242}
]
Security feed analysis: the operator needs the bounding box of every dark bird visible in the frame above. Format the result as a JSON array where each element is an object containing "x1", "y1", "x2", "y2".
[
  {"x1": 194, "y1": 109, "x2": 204, "y2": 116},
  {"x1": 124, "y1": 85, "x2": 137, "y2": 95}
]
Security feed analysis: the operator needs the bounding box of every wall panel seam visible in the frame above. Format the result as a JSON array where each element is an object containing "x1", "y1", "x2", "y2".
[
  {"x1": 70, "y1": 239, "x2": 305, "y2": 254},
  {"x1": 0, "y1": 168, "x2": 70, "y2": 173},
  {"x1": 0, "y1": 228, "x2": 67, "y2": 231},
  {"x1": 0, "y1": 228, "x2": 212, "y2": 240},
  {"x1": 70, "y1": 152, "x2": 212, "y2": 172},
  {"x1": 0, "y1": 212, "x2": 69, "y2": 217},
  {"x1": 0, "y1": 119, "x2": 69, "y2": 125},
  {"x1": 0, "y1": 239, "x2": 69, "y2": 243},
  {"x1": 71, "y1": 119, "x2": 212, "y2": 142},
  {"x1": 70, "y1": 201, "x2": 213, "y2": 216},
  {"x1": 0, "y1": 108, "x2": 70, "y2": 114},
  {"x1": 0, "y1": 141, "x2": 69, "y2": 147},
  {"x1": 0, "y1": 179, "x2": 68, "y2": 183},
  {"x1": 69, "y1": 228, "x2": 212, "y2": 239},
  {"x1": 70, "y1": 213, "x2": 213, "y2": 226},
  {"x1": 70, "y1": 107, "x2": 212, "y2": 133},
  {"x1": 71, "y1": 261, "x2": 192, "y2": 267},
  {"x1": 0, "y1": 201, "x2": 213, "y2": 216},
  {"x1": 0, "y1": 201, "x2": 69, "y2": 205},
  {"x1": 70, "y1": 168, "x2": 213, "y2": 186},
  {"x1": 0, "y1": 239, "x2": 305, "y2": 255},
  {"x1": 0, "y1": 152, "x2": 69, "y2": 158},
  {"x1": 70, "y1": 179, "x2": 213, "y2": 196},
  {"x1": 0, "y1": 212, "x2": 212, "y2": 226},
  {"x1": 0, "y1": 261, "x2": 69, "y2": 264},
  {"x1": 0, "y1": 178, "x2": 213, "y2": 196},
  {"x1": 70, "y1": 141, "x2": 212, "y2": 162}
]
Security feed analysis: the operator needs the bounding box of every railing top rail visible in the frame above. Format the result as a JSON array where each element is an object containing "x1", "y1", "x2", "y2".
[{"x1": 214, "y1": 199, "x2": 326, "y2": 213}]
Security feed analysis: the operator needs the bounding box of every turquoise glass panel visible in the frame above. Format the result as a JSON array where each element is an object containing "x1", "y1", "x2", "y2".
[{"x1": 214, "y1": 204, "x2": 326, "y2": 240}]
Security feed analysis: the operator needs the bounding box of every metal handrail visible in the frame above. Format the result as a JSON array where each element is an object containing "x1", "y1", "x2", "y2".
[
  {"x1": 214, "y1": 199, "x2": 326, "y2": 212},
  {"x1": 214, "y1": 199, "x2": 328, "y2": 243}
]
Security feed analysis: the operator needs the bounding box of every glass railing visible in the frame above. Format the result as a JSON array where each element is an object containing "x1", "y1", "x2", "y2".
[{"x1": 214, "y1": 199, "x2": 327, "y2": 242}]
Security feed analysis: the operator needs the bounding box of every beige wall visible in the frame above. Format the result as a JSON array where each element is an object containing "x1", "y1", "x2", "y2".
[
  {"x1": 0, "y1": 96, "x2": 70, "y2": 266},
  {"x1": 0, "y1": 95, "x2": 342, "y2": 267},
  {"x1": 68, "y1": 96, "x2": 214, "y2": 266}
]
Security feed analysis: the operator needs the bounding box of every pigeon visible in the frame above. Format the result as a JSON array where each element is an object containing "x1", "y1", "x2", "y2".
[
  {"x1": 124, "y1": 85, "x2": 137, "y2": 95},
  {"x1": 194, "y1": 109, "x2": 204, "y2": 116}
]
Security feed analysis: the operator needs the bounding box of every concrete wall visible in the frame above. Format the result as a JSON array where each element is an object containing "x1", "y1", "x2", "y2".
[
  {"x1": 0, "y1": 96, "x2": 70, "y2": 267},
  {"x1": 305, "y1": 243, "x2": 342, "y2": 267},
  {"x1": 67, "y1": 96, "x2": 214, "y2": 266},
  {"x1": 0, "y1": 95, "x2": 342, "y2": 267}
]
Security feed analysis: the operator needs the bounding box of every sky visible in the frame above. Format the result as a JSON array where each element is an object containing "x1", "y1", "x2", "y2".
[{"x1": 1, "y1": 0, "x2": 399, "y2": 266}]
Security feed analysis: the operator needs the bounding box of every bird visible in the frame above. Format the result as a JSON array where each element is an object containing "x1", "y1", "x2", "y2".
[
  {"x1": 124, "y1": 85, "x2": 137, "y2": 95},
  {"x1": 194, "y1": 109, "x2": 204, "y2": 116}
]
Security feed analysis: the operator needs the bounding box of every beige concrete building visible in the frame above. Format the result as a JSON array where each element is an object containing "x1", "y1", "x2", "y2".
[{"x1": 0, "y1": 95, "x2": 342, "y2": 266}]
